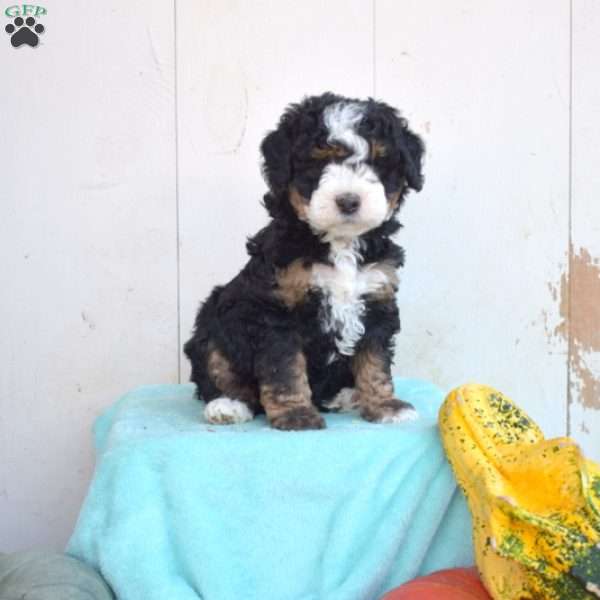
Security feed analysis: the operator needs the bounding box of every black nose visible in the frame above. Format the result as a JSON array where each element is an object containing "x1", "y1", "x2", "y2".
[{"x1": 335, "y1": 193, "x2": 361, "y2": 215}]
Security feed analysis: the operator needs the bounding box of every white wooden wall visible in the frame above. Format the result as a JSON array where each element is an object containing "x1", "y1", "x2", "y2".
[{"x1": 1, "y1": 0, "x2": 598, "y2": 552}]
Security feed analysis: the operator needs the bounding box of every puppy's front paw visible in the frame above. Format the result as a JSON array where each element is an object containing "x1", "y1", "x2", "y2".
[
  {"x1": 204, "y1": 397, "x2": 254, "y2": 425},
  {"x1": 270, "y1": 406, "x2": 326, "y2": 431},
  {"x1": 360, "y1": 398, "x2": 419, "y2": 424}
]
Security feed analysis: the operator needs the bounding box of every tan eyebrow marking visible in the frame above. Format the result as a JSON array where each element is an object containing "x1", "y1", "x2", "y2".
[
  {"x1": 310, "y1": 144, "x2": 349, "y2": 160},
  {"x1": 370, "y1": 142, "x2": 387, "y2": 160}
]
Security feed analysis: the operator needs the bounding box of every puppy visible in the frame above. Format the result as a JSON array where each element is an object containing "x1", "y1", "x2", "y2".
[{"x1": 184, "y1": 93, "x2": 424, "y2": 430}]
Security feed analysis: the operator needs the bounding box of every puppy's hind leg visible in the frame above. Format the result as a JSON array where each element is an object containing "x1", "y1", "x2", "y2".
[{"x1": 201, "y1": 343, "x2": 260, "y2": 425}]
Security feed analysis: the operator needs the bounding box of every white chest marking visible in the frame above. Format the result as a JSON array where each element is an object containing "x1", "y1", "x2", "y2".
[{"x1": 311, "y1": 240, "x2": 390, "y2": 355}]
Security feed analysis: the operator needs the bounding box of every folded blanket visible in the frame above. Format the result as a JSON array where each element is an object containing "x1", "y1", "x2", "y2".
[{"x1": 67, "y1": 379, "x2": 473, "y2": 600}]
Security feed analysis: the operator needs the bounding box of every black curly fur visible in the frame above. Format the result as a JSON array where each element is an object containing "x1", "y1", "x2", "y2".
[{"x1": 184, "y1": 92, "x2": 424, "y2": 429}]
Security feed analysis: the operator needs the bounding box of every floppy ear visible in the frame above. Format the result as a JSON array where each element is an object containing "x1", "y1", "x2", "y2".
[
  {"x1": 260, "y1": 127, "x2": 292, "y2": 195},
  {"x1": 398, "y1": 125, "x2": 425, "y2": 192}
]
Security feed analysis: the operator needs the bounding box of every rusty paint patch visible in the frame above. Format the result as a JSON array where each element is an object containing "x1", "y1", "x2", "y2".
[
  {"x1": 555, "y1": 271, "x2": 569, "y2": 343},
  {"x1": 549, "y1": 246, "x2": 600, "y2": 410},
  {"x1": 568, "y1": 247, "x2": 600, "y2": 409},
  {"x1": 569, "y1": 248, "x2": 600, "y2": 353}
]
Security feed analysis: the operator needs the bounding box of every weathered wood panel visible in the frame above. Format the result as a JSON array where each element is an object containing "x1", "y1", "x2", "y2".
[
  {"x1": 177, "y1": 0, "x2": 374, "y2": 379},
  {"x1": 0, "y1": 0, "x2": 177, "y2": 550},
  {"x1": 376, "y1": 0, "x2": 570, "y2": 439},
  {"x1": 570, "y1": 0, "x2": 600, "y2": 459}
]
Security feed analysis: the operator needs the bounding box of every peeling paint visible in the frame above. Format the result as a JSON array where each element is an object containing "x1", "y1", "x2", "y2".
[
  {"x1": 554, "y1": 271, "x2": 569, "y2": 342},
  {"x1": 81, "y1": 311, "x2": 96, "y2": 331},
  {"x1": 571, "y1": 351, "x2": 600, "y2": 410},
  {"x1": 547, "y1": 280, "x2": 558, "y2": 303},
  {"x1": 549, "y1": 246, "x2": 600, "y2": 410},
  {"x1": 569, "y1": 248, "x2": 600, "y2": 353}
]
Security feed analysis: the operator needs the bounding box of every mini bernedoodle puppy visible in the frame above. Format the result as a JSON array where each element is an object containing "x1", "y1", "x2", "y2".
[{"x1": 184, "y1": 92, "x2": 424, "y2": 430}]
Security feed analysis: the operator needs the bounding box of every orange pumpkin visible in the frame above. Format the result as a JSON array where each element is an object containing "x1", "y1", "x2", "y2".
[{"x1": 381, "y1": 568, "x2": 492, "y2": 600}]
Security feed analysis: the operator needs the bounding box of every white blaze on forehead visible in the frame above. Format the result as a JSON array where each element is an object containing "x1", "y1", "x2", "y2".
[
  {"x1": 324, "y1": 101, "x2": 368, "y2": 164},
  {"x1": 306, "y1": 101, "x2": 389, "y2": 240}
]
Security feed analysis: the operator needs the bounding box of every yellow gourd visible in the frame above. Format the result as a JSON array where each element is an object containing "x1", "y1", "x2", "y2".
[{"x1": 439, "y1": 384, "x2": 600, "y2": 600}]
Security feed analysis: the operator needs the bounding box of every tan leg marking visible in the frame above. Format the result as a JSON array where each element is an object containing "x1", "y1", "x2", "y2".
[
  {"x1": 260, "y1": 353, "x2": 325, "y2": 430},
  {"x1": 353, "y1": 350, "x2": 416, "y2": 423},
  {"x1": 207, "y1": 344, "x2": 259, "y2": 411}
]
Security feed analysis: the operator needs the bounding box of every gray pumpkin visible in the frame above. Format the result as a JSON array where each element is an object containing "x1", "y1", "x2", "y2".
[{"x1": 0, "y1": 552, "x2": 113, "y2": 600}]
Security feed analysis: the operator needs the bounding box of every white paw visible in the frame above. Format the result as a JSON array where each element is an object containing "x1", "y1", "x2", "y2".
[
  {"x1": 378, "y1": 407, "x2": 419, "y2": 424},
  {"x1": 204, "y1": 397, "x2": 254, "y2": 425},
  {"x1": 324, "y1": 387, "x2": 359, "y2": 412}
]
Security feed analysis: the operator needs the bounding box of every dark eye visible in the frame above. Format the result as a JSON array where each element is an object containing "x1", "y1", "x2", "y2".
[
  {"x1": 310, "y1": 144, "x2": 348, "y2": 160},
  {"x1": 370, "y1": 142, "x2": 387, "y2": 160}
]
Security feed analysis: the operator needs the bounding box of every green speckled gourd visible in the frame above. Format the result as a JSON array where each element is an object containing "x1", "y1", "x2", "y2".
[{"x1": 439, "y1": 384, "x2": 600, "y2": 600}]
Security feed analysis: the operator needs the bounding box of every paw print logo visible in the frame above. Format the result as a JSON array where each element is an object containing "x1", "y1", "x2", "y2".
[{"x1": 5, "y1": 16, "x2": 45, "y2": 48}]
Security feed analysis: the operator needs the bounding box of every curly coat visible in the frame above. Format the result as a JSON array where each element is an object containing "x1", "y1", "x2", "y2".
[{"x1": 184, "y1": 93, "x2": 424, "y2": 430}]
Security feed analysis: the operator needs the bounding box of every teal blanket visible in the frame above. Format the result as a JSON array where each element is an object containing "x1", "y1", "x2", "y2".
[{"x1": 68, "y1": 379, "x2": 473, "y2": 600}]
